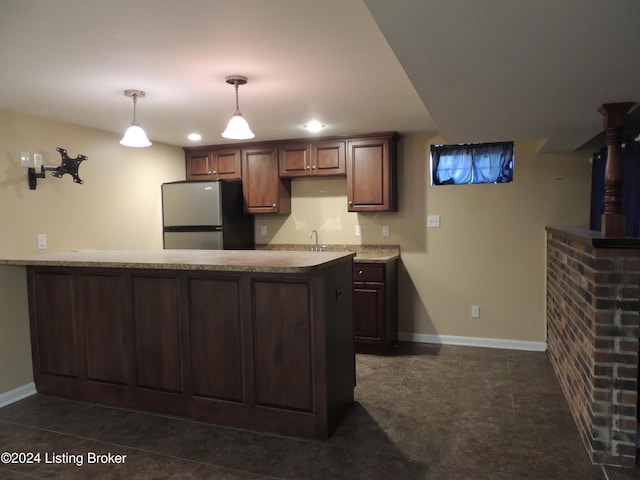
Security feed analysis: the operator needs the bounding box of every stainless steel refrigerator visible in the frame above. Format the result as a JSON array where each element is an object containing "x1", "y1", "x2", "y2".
[{"x1": 162, "y1": 180, "x2": 254, "y2": 250}]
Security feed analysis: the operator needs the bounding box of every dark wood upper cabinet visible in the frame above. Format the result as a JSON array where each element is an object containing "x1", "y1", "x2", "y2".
[
  {"x1": 346, "y1": 133, "x2": 398, "y2": 212},
  {"x1": 185, "y1": 148, "x2": 241, "y2": 181},
  {"x1": 242, "y1": 145, "x2": 291, "y2": 214},
  {"x1": 279, "y1": 140, "x2": 345, "y2": 177},
  {"x1": 183, "y1": 132, "x2": 397, "y2": 214}
]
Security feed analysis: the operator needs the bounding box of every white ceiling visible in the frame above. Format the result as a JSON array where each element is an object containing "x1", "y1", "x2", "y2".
[{"x1": 1, "y1": 0, "x2": 639, "y2": 152}]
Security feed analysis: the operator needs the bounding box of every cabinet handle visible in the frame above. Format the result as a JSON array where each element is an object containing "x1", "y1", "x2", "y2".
[
  {"x1": 208, "y1": 171, "x2": 212, "y2": 174},
  {"x1": 349, "y1": 201, "x2": 353, "y2": 205},
  {"x1": 306, "y1": 165, "x2": 310, "y2": 170},
  {"x1": 272, "y1": 203, "x2": 277, "y2": 208},
  {"x1": 311, "y1": 165, "x2": 316, "y2": 170},
  {"x1": 358, "y1": 270, "x2": 364, "y2": 275},
  {"x1": 213, "y1": 170, "x2": 217, "y2": 174}
]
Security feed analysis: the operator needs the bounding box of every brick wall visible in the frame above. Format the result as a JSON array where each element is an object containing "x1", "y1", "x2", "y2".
[{"x1": 547, "y1": 227, "x2": 640, "y2": 468}]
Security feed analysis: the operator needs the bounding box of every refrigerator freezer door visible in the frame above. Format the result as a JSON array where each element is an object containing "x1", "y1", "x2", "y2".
[
  {"x1": 163, "y1": 231, "x2": 224, "y2": 250},
  {"x1": 162, "y1": 181, "x2": 222, "y2": 227}
]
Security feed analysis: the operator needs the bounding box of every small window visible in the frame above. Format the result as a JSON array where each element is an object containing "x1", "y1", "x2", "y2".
[{"x1": 431, "y1": 141, "x2": 514, "y2": 185}]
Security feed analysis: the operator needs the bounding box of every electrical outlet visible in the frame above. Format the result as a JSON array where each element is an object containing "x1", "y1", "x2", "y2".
[
  {"x1": 37, "y1": 233, "x2": 47, "y2": 250},
  {"x1": 355, "y1": 225, "x2": 362, "y2": 237},
  {"x1": 382, "y1": 225, "x2": 390, "y2": 237},
  {"x1": 427, "y1": 215, "x2": 440, "y2": 228},
  {"x1": 471, "y1": 305, "x2": 480, "y2": 318},
  {"x1": 259, "y1": 225, "x2": 267, "y2": 236}
]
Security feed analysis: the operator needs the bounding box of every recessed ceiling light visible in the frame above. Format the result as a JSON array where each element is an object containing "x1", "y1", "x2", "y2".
[
  {"x1": 303, "y1": 120, "x2": 325, "y2": 133},
  {"x1": 188, "y1": 133, "x2": 202, "y2": 141}
]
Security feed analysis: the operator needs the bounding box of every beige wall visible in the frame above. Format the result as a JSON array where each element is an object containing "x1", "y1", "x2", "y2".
[
  {"x1": 0, "y1": 109, "x2": 185, "y2": 394},
  {"x1": 0, "y1": 111, "x2": 593, "y2": 396},
  {"x1": 255, "y1": 133, "x2": 592, "y2": 343}
]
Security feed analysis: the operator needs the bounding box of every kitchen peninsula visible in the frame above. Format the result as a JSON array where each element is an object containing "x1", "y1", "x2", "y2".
[{"x1": 0, "y1": 249, "x2": 356, "y2": 439}]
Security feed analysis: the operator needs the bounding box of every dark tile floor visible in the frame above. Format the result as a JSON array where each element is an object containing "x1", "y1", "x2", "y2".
[{"x1": 0, "y1": 343, "x2": 606, "y2": 479}]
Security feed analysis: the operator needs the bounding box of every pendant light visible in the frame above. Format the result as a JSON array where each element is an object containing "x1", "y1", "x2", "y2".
[
  {"x1": 221, "y1": 75, "x2": 255, "y2": 140},
  {"x1": 120, "y1": 89, "x2": 152, "y2": 147}
]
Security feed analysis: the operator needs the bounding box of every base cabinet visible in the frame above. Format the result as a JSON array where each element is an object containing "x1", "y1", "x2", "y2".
[
  {"x1": 353, "y1": 261, "x2": 398, "y2": 354},
  {"x1": 26, "y1": 263, "x2": 354, "y2": 439}
]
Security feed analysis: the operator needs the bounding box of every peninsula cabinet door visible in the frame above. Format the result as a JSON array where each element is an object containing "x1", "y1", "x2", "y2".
[
  {"x1": 131, "y1": 274, "x2": 183, "y2": 394},
  {"x1": 252, "y1": 280, "x2": 313, "y2": 412},
  {"x1": 80, "y1": 272, "x2": 129, "y2": 386},
  {"x1": 29, "y1": 269, "x2": 80, "y2": 381},
  {"x1": 187, "y1": 276, "x2": 244, "y2": 402}
]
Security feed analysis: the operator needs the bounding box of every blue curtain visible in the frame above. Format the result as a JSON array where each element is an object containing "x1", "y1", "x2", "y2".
[
  {"x1": 589, "y1": 135, "x2": 640, "y2": 237},
  {"x1": 432, "y1": 142, "x2": 513, "y2": 185}
]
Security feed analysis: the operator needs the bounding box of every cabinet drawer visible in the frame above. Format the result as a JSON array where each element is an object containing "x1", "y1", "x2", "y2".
[{"x1": 353, "y1": 264, "x2": 384, "y2": 282}]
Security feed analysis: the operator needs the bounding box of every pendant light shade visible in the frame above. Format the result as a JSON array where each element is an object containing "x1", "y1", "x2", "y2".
[
  {"x1": 222, "y1": 75, "x2": 254, "y2": 140},
  {"x1": 120, "y1": 89, "x2": 151, "y2": 147}
]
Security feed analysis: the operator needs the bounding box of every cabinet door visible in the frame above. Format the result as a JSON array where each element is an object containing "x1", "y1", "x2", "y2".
[
  {"x1": 346, "y1": 136, "x2": 397, "y2": 212},
  {"x1": 242, "y1": 146, "x2": 291, "y2": 214},
  {"x1": 81, "y1": 272, "x2": 129, "y2": 386},
  {"x1": 188, "y1": 276, "x2": 244, "y2": 402},
  {"x1": 279, "y1": 143, "x2": 312, "y2": 177},
  {"x1": 313, "y1": 140, "x2": 345, "y2": 176},
  {"x1": 279, "y1": 141, "x2": 346, "y2": 177},
  {"x1": 212, "y1": 148, "x2": 241, "y2": 180},
  {"x1": 132, "y1": 274, "x2": 183, "y2": 393},
  {"x1": 353, "y1": 282, "x2": 385, "y2": 340},
  {"x1": 186, "y1": 152, "x2": 213, "y2": 180},
  {"x1": 253, "y1": 280, "x2": 313, "y2": 412},
  {"x1": 30, "y1": 269, "x2": 80, "y2": 379}
]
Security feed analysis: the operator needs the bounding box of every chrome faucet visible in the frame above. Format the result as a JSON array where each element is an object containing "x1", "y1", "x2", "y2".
[{"x1": 309, "y1": 229, "x2": 319, "y2": 251}]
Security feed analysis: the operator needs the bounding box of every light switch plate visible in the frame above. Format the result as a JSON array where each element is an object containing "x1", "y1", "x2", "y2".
[
  {"x1": 382, "y1": 225, "x2": 390, "y2": 237},
  {"x1": 37, "y1": 233, "x2": 47, "y2": 250},
  {"x1": 259, "y1": 225, "x2": 267, "y2": 236},
  {"x1": 355, "y1": 225, "x2": 362, "y2": 237}
]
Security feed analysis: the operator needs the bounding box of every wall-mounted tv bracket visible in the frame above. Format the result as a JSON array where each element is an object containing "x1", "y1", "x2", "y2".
[{"x1": 28, "y1": 147, "x2": 87, "y2": 190}]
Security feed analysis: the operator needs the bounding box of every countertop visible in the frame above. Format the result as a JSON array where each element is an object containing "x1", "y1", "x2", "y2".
[
  {"x1": 546, "y1": 226, "x2": 640, "y2": 249},
  {"x1": 256, "y1": 244, "x2": 400, "y2": 264},
  {"x1": 0, "y1": 249, "x2": 356, "y2": 274}
]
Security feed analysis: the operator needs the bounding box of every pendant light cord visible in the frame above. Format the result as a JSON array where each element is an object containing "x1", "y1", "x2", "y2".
[
  {"x1": 131, "y1": 94, "x2": 139, "y2": 125},
  {"x1": 234, "y1": 81, "x2": 240, "y2": 114}
]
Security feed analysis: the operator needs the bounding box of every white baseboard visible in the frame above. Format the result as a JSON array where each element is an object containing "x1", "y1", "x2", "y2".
[
  {"x1": 398, "y1": 332, "x2": 547, "y2": 352},
  {"x1": 0, "y1": 383, "x2": 36, "y2": 408}
]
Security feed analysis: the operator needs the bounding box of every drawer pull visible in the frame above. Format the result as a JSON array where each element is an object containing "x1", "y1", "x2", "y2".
[{"x1": 358, "y1": 270, "x2": 364, "y2": 275}]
